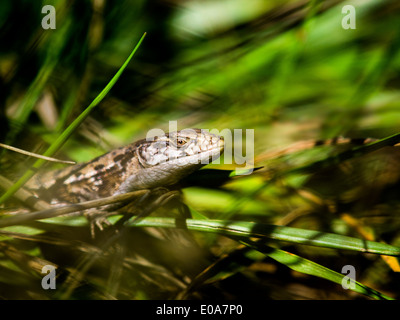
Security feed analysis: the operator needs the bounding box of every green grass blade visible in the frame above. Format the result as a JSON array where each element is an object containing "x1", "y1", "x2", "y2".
[
  {"x1": 130, "y1": 217, "x2": 396, "y2": 299},
  {"x1": 286, "y1": 132, "x2": 400, "y2": 176},
  {"x1": 0, "y1": 32, "x2": 146, "y2": 205},
  {"x1": 130, "y1": 217, "x2": 400, "y2": 256},
  {"x1": 246, "y1": 243, "x2": 394, "y2": 300}
]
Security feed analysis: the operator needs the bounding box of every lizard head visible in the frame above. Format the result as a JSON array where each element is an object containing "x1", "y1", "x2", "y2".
[{"x1": 133, "y1": 128, "x2": 224, "y2": 188}]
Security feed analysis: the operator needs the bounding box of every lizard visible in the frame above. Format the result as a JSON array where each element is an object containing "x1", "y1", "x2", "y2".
[
  {"x1": 7, "y1": 131, "x2": 392, "y2": 214},
  {"x1": 16, "y1": 134, "x2": 388, "y2": 207},
  {"x1": 23, "y1": 128, "x2": 224, "y2": 212}
]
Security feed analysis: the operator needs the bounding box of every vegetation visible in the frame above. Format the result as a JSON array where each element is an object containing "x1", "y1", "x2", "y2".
[{"x1": 0, "y1": 0, "x2": 400, "y2": 300}]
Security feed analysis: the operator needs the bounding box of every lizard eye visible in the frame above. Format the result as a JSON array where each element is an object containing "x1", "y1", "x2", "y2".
[{"x1": 176, "y1": 138, "x2": 188, "y2": 147}]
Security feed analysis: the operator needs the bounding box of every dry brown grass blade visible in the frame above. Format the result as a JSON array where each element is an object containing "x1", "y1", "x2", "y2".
[
  {"x1": 0, "y1": 189, "x2": 149, "y2": 228},
  {"x1": 0, "y1": 142, "x2": 76, "y2": 164}
]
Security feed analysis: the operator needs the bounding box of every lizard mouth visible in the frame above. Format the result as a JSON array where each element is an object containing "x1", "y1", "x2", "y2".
[{"x1": 138, "y1": 131, "x2": 224, "y2": 168}]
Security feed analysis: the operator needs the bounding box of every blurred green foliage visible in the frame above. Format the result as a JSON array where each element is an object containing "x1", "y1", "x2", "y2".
[{"x1": 0, "y1": 0, "x2": 400, "y2": 300}]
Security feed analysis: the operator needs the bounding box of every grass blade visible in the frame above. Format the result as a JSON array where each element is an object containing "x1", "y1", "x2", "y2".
[
  {"x1": 130, "y1": 217, "x2": 400, "y2": 256},
  {"x1": 286, "y1": 132, "x2": 400, "y2": 176},
  {"x1": 0, "y1": 32, "x2": 146, "y2": 205},
  {"x1": 130, "y1": 217, "x2": 396, "y2": 299},
  {"x1": 0, "y1": 143, "x2": 75, "y2": 164},
  {"x1": 246, "y1": 242, "x2": 393, "y2": 300}
]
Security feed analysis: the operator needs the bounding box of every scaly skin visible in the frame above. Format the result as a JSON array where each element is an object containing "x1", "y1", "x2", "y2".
[{"x1": 25, "y1": 129, "x2": 224, "y2": 204}]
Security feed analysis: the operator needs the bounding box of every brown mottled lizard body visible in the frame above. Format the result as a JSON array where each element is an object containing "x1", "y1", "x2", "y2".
[{"x1": 25, "y1": 129, "x2": 224, "y2": 205}]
